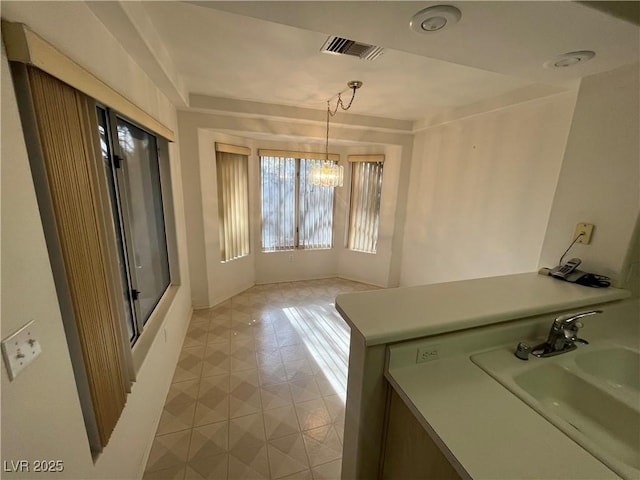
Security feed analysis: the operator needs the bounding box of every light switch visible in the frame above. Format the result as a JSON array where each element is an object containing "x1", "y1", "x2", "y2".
[{"x1": 1, "y1": 320, "x2": 42, "y2": 381}]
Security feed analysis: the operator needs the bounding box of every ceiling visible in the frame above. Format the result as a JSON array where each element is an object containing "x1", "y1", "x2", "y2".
[{"x1": 91, "y1": 1, "x2": 639, "y2": 124}]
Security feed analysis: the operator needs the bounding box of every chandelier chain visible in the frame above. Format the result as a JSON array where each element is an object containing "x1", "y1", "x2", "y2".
[
  {"x1": 325, "y1": 83, "x2": 360, "y2": 159},
  {"x1": 328, "y1": 85, "x2": 358, "y2": 117}
]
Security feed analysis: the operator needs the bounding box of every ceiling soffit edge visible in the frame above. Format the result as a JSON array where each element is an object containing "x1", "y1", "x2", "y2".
[
  {"x1": 87, "y1": 1, "x2": 189, "y2": 107},
  {"x1": 412, "y1": 87, "x2": 580, "y2": 133},
  {"x1": 187, "y1": 94, "x2": 414, "y2": 133}
]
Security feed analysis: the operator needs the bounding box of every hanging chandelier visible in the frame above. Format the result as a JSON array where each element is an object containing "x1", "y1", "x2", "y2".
[{"x1": 309, "y1": 80, "x2": 363, "y2": 187}]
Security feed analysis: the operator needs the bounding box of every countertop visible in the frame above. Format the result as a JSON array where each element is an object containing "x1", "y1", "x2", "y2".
[
  {"x1": 383, "y1": 297, "x2": 638, "y2": 479},
  {"x1": 335, "y1": 272, "x2": 631, "y2": 346},
  {"x1": 386, "y1": 355, "x2": 620, "y2": 479}
]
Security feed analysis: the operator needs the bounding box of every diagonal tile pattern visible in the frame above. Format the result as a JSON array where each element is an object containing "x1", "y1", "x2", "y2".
[{"x1": 144, "y1": 278, "x2": 377, "y2": 480}]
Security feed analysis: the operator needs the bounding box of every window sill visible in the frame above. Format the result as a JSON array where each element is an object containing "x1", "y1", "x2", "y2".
[{"x1": 131, "y1": 285, "x2": 179, "y2": 373}]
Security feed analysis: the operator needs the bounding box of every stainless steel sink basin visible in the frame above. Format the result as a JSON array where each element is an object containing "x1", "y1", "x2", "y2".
[{"x1": 471, "y1": 343, "x2": 640, "y2": 479}]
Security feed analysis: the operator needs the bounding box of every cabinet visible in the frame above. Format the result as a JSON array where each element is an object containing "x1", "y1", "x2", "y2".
[{"x1": 382, "y1": 389, "x2": 462, "y2": 480}]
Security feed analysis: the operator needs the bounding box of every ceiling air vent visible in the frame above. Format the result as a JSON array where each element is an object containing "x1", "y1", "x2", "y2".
[{"x1": 321, "y1": 36, "x2": 384, "y2": 61}]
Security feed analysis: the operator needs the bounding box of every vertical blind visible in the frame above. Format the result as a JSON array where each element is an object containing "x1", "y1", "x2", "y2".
[
  {"x1": 215, "y1": 147, "x2": 250, "y2": 262},
  {"x1": 261, "y1": 156, "x2": 297, "y2": 250},
  {"x1": 348, "y1": 158, "x2": 384, "y2": 254},
  {"x1": 25, "y1": 66, "x2": 133, "y2": 450},
  {"x1": 299, "y1": 159, "x2": 335, "y2": 249},
  {"x1": 260, "y1": 154, "x2": 336, "y2": 251}
]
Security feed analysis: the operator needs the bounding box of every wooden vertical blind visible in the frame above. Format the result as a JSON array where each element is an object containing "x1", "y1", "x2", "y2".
[{"x1": 27, "y1": 67, "x2": 132, "y2": 448}]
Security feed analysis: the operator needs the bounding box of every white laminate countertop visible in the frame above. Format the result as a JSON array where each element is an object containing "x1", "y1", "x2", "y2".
[
  {"x1": 386, "y1": 356, "x2": 620, "y2": 479},
  {"x1": 335, "y1": 272, "x2": 630, "y2": 346}
]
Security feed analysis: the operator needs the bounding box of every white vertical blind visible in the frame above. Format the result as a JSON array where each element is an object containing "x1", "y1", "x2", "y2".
[
  {"x1": 348, "y1": 161, "x2": 384, "y2": 253},
  {"x1": 216, "y1": 151, "x2": 250, "y2": 262},
  {"x1": 261, "y1": 156, "x2": 296, "y2": 251},
  {"x1": 299, "y1": 159, "x2": 335, "y2": 249},
  {"x1": 260, "y1": 156, "x2": 335, "y2": 251}
]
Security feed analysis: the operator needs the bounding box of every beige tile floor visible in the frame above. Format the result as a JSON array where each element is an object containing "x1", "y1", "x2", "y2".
[{"x1": 143, "y1": 278, "x2": 377, "y2": 480}]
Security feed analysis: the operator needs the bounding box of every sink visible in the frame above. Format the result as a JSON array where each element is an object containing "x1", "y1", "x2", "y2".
[
  {"x1": 575, "y1": 347, "x2": 640, "y2": 392},
  {"x1": 515, "y1": 363, "x2": 639, "y2": 470},
  {"x1": 471, "y1": 343, "x2": 640, "y2": 479}
]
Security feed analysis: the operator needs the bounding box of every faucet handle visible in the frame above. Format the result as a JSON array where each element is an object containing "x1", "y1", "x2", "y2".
[
  {"x1": 562, "y1": 320, "x2": 584, "y2": 340},
  {"x1": 554, "y1": 310, "x2": 602, "y2": 327},
  {"x1": 515, "y1": 342, "x2": 531, "y2": 360}
]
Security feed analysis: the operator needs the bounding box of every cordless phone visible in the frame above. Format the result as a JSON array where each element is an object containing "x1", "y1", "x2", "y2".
[{"x1": 551, "y1": 258, "x2": 582, "y2": 279}]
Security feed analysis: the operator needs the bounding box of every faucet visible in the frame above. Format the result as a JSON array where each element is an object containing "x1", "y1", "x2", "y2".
[
  {"x1": 531, "y1": 310, "x2": 602, "y2": 358},
  {"x1": 515, "y1": 310, "x2": 602, "y2": 360}
]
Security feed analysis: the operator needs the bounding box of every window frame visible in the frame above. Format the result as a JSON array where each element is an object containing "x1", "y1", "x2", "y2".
[{"x1": 97, "y1": 105, "x2": 174, "y2": 345}]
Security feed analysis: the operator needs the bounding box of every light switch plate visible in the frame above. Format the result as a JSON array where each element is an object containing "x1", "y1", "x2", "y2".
[{"x1": 1, "y1": 320, "x2": 42, "y2": 380}]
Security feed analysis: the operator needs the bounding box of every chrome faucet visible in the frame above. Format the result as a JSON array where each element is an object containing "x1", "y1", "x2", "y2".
[
  {"x1": 515, "y1": 310, "x2": 603, "y2": 360},
  {"x1": 530, "y1": 310, "x2": 602, "y2": 358}
]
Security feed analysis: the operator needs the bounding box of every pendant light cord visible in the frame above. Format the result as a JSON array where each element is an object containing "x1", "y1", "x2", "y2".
[{"x1": 325, "y1": 104, "x2": 331, "y2": 160}]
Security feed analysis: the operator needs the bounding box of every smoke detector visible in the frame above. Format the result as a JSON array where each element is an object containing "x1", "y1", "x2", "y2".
[
  {"x1": 410, "y1": 5, "x2": 462, "y2": 34},
  {"x1": 544, "y1": 50, "x2": 596, "y2": 69}
]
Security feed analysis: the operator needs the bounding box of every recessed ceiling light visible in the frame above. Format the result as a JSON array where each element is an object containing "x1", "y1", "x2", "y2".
[
  {"x1": 544, "y1": 50, "x2": 596, "y2": 69},
  {"x1": 410, "y1": 5, "x2": 462, "y2": 34}
]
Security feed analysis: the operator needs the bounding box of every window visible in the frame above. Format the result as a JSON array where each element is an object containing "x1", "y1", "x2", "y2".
[
  {"x1": 98, "y1": 107, "x2": 171, "y2": 344},
  {"x1": 9, "y1": 30, "x2": 176, "y2": 452},
  {"x1": 348, "y1": 156, "x2": 385, "y2": 253},
  {"x1": 215, "y1": 143, "x2": 250, "y2": 262},
  {"x1": 260, "y1": 150, "x2": 338, "y2": 251}
]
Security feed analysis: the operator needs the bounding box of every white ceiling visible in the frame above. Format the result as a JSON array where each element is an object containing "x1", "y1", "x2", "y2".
[{"x1": 93, "y1": 1, "x2": 639, "y2": 124}]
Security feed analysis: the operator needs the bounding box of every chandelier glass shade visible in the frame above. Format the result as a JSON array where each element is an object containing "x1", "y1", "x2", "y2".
[
  {"x1": 309, "y1": 80, "x2": 362, "y2": 187},
  {"x1": 309, "y1": 161, "x2": 344, "y2": 187}
]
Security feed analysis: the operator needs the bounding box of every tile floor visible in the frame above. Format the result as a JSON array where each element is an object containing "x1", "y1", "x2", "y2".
[{"x1": 143, "y1": 278, "x2": 377, "y2": 480}]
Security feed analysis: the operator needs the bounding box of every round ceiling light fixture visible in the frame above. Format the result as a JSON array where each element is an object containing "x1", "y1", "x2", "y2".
[
  {"x1": 410, "y1": 5, "x2": 462, "y2": 34},
  {"x1": 544, "y1": 50, "x2": 595, "y2": 69}
]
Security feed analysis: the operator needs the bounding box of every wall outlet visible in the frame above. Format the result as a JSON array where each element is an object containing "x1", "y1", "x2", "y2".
[
  {"x1": 1, "y1": 320, "x2": 42, "y2": 381},
  {"x1": 574, "y1": 223, "x2": 594, "y2": 244},
  {"x1": 416, "y1": 345, "x2": 440, "y2": 363}
]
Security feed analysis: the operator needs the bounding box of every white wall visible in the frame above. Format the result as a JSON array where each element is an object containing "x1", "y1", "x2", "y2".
[
  {"x1": 622, "y1": 214, "x2": 640, "y2": 298},
  {"x1": 178, "y1": 109, "x2": 414, "y2": 306},
  {"x1": 1, "y1": 3, "x2": 192, "y2": 478},
  {"x1": 336, "y1": 145, "x2": 403, "y2": 287},
  {"x1": 251, "y1": 139, "x2": 343, "y2": 285},
  {"x1": 400, "y1": 91, "x2": 578, "y2": 286},
  {"x1": 198, "y1": 130, "x2": 256, "y2": 307},
  {"x1": 539, "y1": 64, "x2": 640, "y2": 284}
]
